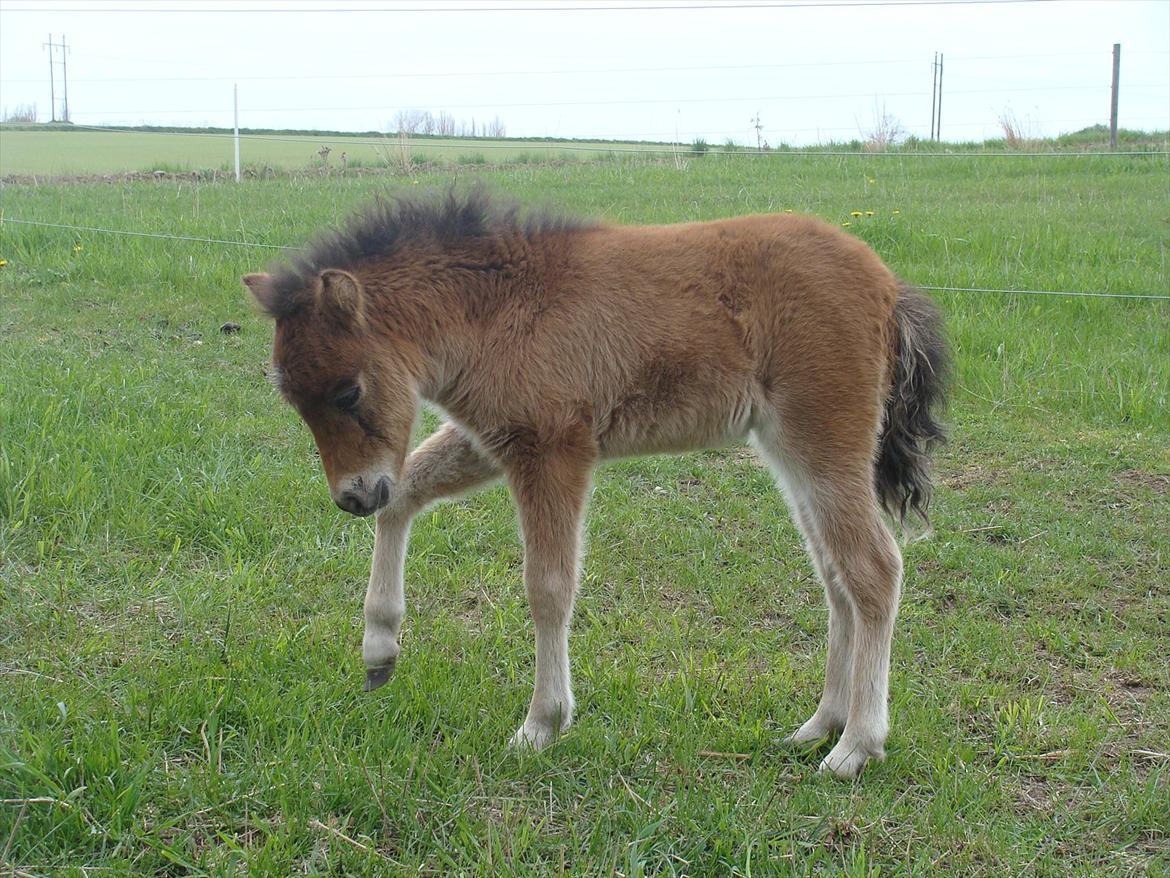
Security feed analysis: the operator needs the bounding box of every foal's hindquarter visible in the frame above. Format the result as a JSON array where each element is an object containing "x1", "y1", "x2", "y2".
[{"x1": 361, "y1": 214, "x2": 908, "y2": 778}]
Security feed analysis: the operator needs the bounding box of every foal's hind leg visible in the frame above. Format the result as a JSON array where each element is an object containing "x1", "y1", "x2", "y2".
[
  {"x1": 786, "y1": 505, "x2": 854, "y2": 744},
  {"x1": 363, "y1": 423, "x2": 501, "y2": 691},
  {"x1": 751, "y1": 440, "x2": 853, "y2": 744},
  {"x1": 755, "y1": 426, "x2": 902, "y2": 778},
  {"x1": 803, "y1": 490, "x2": 902, "y2": 777}
]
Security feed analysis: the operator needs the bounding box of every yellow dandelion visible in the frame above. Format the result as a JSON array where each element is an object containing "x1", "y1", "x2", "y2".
[
  {"x1": 865, "y1": 210, "x2": 874, "y2": 217},
  {"x1": 841, "y1": 221, "x2": 852, "y2": 227},
  {"x1": 0, "y1": 259, "x2": 8, "y2": 268},
  {"x1": 73, "y1": 244, "x2": 83, "y2": 253},
  {"x1": 866, "y1": 177, "x2": 876, "y2": 184},
  {"x1": 850, "y1": 210, "x2": 863, "y2": 218},
  {"x1": 783, "y1": 208, "x2": 793, "y2": 213}
]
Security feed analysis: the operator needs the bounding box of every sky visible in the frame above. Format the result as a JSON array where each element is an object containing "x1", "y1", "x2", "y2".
[{"x1": 0, "y1": 0, "x2": 1167, "y2": 146}]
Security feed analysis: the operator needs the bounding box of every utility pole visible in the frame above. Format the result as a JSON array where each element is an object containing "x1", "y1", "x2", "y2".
[
  {"x1": 930, "y1": 52, "x2": 938, "y2": 141},
  {"x1": 44, "y1": 34, "x2": 56, "y2": 122},
  {"x1": 42, "y1": 34, "x2": 70, "y2": 123},
  {"x1": 1110, "y1": 43, "x2": 1121, "y2": 149},
  {"x1": 234, "y1": 84, "x2": 241, "y2": 182},
  {"x1": 61, "y1": 34, "x2": 69, "y2": 122},
  {"x1": 931, "y1": 52, "x2": 940, "y2": 141},
  {"x1": 929, "y1": 53, "x2": 945, "y2": 140}
]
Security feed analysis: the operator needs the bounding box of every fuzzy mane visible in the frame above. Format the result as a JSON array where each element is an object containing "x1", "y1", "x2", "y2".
[{"x1": 264, "y1": 186, "x2": 595, "y2": 318}]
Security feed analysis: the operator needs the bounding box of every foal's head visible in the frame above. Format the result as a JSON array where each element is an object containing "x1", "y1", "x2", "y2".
[{"x1": 244, "y1": 269, "x2": 419, "y2": 517}]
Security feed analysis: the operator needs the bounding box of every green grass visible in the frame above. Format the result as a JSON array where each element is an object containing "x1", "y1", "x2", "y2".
[
  {"x1": 0, "y1": 128, "x2": 680, "y2": 177},
  {"x1": 1, "y1": 153, "x2": 1168, "y2": 876},
  {"x1": 4, "y1": 125, "x2": 1164, "y2": 178}
]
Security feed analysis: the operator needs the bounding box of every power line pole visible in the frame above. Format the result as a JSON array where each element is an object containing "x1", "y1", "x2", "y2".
[
  {"x1": 61, "y1": 34, "x2": 70, "y2": 122},
  {"x1": 930, "y1": 52, "x2": 938, "y2": 141},
  {"x1": 44, "y1": 34, "x2": 56, "y2": 122},
  {"x1": 929, "y1": 52, "x2": 944, "y2": 140},
  {"x1": 234, "y1": 84, "x2": 241, "y2": 183},
  {"x1": 1109, "y1": 43, "x2": 1121, "y2": 149},
  {"x1": 42, "y1": 34, "x2": 70, "y2": 123},
  {"x1": 931, "y1": 52, "x2": 940, "y2": 141}
]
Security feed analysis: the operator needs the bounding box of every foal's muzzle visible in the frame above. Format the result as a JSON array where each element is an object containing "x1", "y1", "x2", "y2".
[{"x1": 335, "y1": 475, "x2": 391, "y2": 517}]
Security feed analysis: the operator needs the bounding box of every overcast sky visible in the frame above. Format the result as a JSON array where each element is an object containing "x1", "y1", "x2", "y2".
[{"x1": 0, "y1": 0, "x2": 1167, "y2": 145}]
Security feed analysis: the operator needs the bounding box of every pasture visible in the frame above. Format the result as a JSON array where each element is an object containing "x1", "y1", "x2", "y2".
[
  {"x1": 3, "y1": 125, "x2": 1162, "y2": 179},
  {"x1": 0, "y1": 127, "x2": 675, "y2": 177},
  {"x1": 1, "y1": 151, "x2": 1168, "y2": 876}
]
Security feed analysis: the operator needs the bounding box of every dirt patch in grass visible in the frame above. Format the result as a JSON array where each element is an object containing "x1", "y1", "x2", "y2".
[
  {"x1": 1031, "y1": 641, "x2": 1166, "y2": 774},
  {"x1": 455, "y1": 587, "x2": 490, "y2": 628},
  {"x1": 1010, "y1": 773, "x2": 1059, "y2": 814},
  {"x1": 1114, "y1": 468, "x2": 1170, "y2": 496},
  {"x1": 941, "y1": 462, "x2": 1001, "y2": 491},
  {"x1": 1101, "y1": 670, "x2": 1163, "y2": 734}
]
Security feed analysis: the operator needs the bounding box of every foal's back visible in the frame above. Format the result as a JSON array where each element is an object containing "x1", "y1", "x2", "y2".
[{"x1": 499, "y1": 213, "x2": 902, "y2": 458}]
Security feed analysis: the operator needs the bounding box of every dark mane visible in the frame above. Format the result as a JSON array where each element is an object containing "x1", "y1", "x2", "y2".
[{"x1": 266, "y1": 186, "x2": 595, "y2": 318}]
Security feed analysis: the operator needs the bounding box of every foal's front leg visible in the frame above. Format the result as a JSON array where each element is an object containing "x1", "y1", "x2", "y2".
[
  {"x1": 506, "y1": 446, "x2": 594, "y2": 750},
  {"x1": 363, "y1": 423, "x2": 500, "y2": 690}
]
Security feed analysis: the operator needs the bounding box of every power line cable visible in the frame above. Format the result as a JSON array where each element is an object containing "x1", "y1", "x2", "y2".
[
  {"x1": 11, "y1": 49, "x2": 1153, "y2": 84},
  {"x1": 0, "y1": 0, "x2": 1064, "y2": 13}
]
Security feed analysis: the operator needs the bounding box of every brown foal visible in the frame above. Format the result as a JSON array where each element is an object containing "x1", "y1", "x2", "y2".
[{"x1": 245, "y1": 188, "x2": 948, "y2": 778}]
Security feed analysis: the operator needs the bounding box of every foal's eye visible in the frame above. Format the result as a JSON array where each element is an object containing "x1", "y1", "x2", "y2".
[{"x1": 334, "y1": 385, "x2": 361, "y2": 411}]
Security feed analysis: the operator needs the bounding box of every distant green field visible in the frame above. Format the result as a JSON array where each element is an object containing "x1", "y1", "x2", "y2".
[
  {"x1": 4, "y1": 124, "x2": 1165, "y2": 178},
  {"x1": 0, "y1": 128, "x2": 675, "y2": 176},
  {"x1": 1, "y1": 153, "x2": 1168, "y2": 876}
]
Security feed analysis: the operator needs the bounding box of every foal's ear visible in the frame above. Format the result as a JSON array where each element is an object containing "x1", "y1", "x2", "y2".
[
  {"x1": 242, "y1": 272, "x2": 280, "y2": 317},
  {"x1": 316, "y1": 269, "x2": 367, "y2": 328}
]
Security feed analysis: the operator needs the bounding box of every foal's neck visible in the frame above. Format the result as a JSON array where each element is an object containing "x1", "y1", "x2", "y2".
[{"x1": 362, "y1": 257, "x2": 492, "y2": 407}]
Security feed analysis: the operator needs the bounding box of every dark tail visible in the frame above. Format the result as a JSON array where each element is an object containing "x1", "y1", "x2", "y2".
[{"x1": 876, "y1": 285, "x2": 951, "y2": 529}]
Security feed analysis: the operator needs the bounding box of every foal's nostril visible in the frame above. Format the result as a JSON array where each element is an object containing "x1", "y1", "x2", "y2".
[
  {"x1": 336, "y1": 476, "x2": 390, "y2": 517},
  {"x1": 374, "y1": 476, "x2": 391, "y2": 510},
  {"x1": 338, "y1": 491, "x2": 365, "y2": 516}
]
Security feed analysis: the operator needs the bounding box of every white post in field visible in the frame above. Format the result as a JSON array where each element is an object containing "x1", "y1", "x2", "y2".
[
  {"x1": 1110, "y1": 44, "x2": 1121, "y2": 150},
  {"x1": 234, "y1": 83, "x2": 241, "y2": 182}
]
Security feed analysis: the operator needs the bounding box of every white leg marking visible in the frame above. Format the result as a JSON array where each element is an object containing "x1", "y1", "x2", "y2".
[
  {"x1": 751, "y1": 421, "x2": 900, "y2": 777},
  {"x1": 510, "y1": 621, "x2": 574, "y2": 750},
  {"x1": 360, "y1": 423, "x2": 501, "y2": 691},
  {"x1": 819, "y1": 523, "x2": 901, "y2": 779},
  {"x1": 750, "y1": 430, "x2": 851, "y2": 746},
  {"x1": 363, "y1": 507, "x2": 410, "y2": 689},
  {"x1": 507, "y1": 455, "x2": 589, "y2": 752}
]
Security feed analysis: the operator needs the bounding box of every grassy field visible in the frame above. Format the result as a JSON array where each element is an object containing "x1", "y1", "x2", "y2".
[
  {"x1": 3, "y1": 125, "x2": 1165, "y2": 178},
  {"x1": 1, "y1": 151, "x2": 1168, "y2": 876},
  {"x1": 0, "y1": 127, "x2": 682, "y2": 177}
]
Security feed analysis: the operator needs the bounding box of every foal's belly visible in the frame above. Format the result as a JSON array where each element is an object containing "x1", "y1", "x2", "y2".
[{"x1": 596, "y1": 392, "x2": 756, "y2": 460}]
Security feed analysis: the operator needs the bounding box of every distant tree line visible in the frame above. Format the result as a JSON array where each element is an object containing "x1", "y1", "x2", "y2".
[
  {"x1": 1, "y1": 104, "x2": 38, "y2": 123},
  {"x1": 390, "y1": 110, "x2": 506, "y2": 138}
]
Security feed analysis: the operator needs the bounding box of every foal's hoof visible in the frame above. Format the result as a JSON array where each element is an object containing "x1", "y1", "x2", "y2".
[
  {"x1": 508, "y1": 719, "x2": 566, "y2": 752},
  {"x1": 784, "y1": 712, "x2": 845, "y2": 747},
  {"x1": 818, "y1": 737, "x2": 882, "y2": 779},
  {"x1": 364, "y1": 662, "x2": 396, "y2": 692}
]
